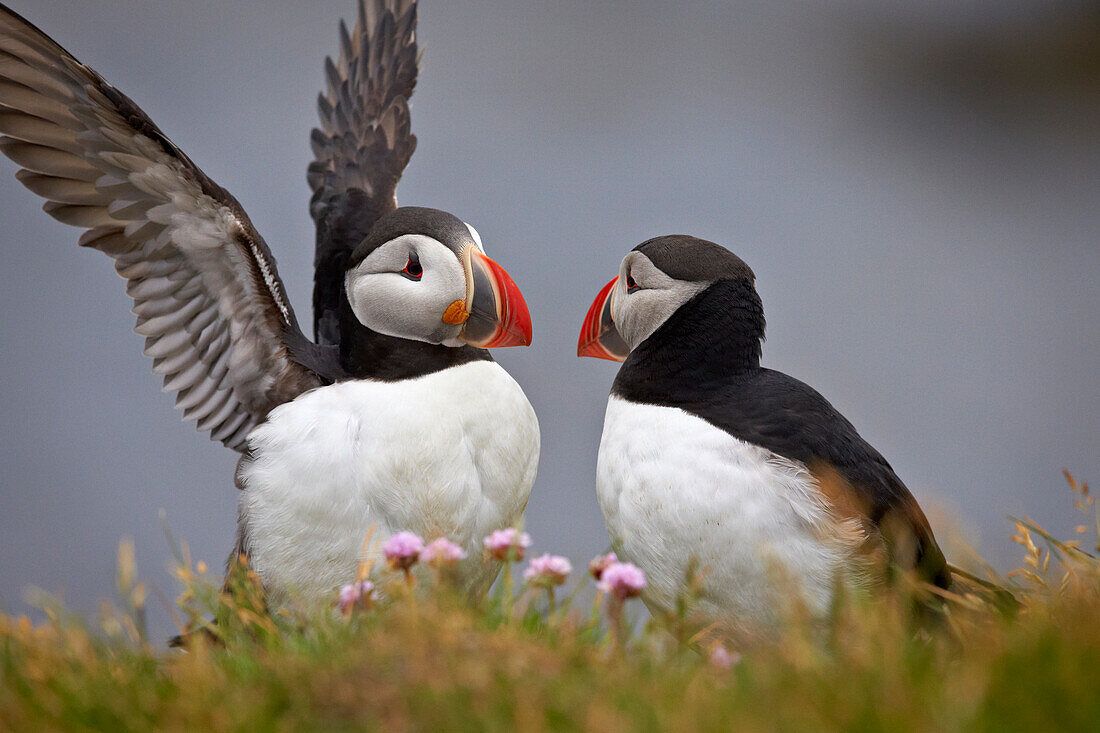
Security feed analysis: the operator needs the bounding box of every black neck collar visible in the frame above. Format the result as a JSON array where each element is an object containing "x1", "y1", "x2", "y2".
[
  {"x1": 613, "y1": 279, "x2": 764, "y2": 397},
  {"x1": 336, "y1": 295, "x2": 490, "y2": 382}
]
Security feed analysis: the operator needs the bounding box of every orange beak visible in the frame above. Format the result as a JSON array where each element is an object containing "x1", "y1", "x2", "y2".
[
  {"x1": 457, "y1": 245, "x2": 533, "y2": 348},
  {"x1": 577, "y1": 277, "x2": 629, "y2": 362}
]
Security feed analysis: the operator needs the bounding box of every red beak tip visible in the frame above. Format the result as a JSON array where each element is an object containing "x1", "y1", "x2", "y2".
[
  {"x1": 474, "y1": 252, "x2": 533, "y2": 348},
  {"x1": 577, "y1": 342, "x2": 626, "y2": 362},
  {"x1": 577, "y1": 276, "x2": 626, "y2": 361},
  {"x1": 507, "y1": 297, "x2": 533, "y2": 347}
]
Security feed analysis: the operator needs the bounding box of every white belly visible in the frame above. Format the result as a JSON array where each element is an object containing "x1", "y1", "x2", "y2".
[
  {"x1": 596, "y1": 396, "x2": 862, "y2": 633},
  {"x1": 239, "y1": 360, "x2": 539, "y2": 603}
]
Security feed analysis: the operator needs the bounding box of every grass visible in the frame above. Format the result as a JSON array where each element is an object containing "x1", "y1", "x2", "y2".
[{"x1": 2, "y1": 472, "x2": 1098, "y2": 731}]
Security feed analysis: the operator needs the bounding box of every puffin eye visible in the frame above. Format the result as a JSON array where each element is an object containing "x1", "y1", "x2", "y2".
[
  {"x1": 401, "y1": 253, "x2": 423, "y2": 281},
  {"x1": 626, "y1": 271, "x2": 639, "y2": 293}
]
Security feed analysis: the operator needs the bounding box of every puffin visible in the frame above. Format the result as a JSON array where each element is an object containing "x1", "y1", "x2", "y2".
[
  {"x1": 577, "y1": 235, "x2": 950, "y2": 637},
  {"x1": 0, "y1": 1, "x2": 539, "y2": 603}
]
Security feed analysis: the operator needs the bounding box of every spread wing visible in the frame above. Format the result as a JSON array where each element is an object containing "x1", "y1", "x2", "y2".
[
  {"x1": 0, "y1": 4, "x2": 321, "y2": 451},
  {"x1": 308, "y1": 0, "x2": 419, "y2": 345}
]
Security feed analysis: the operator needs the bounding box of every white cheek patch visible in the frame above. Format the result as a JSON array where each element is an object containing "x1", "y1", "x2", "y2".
[
  {"x1": 345, "y1": 236, "x2": 467, "y2": 344},
  {"x1": 613, "y1": 254, "x2": 710, "y2": 350}
]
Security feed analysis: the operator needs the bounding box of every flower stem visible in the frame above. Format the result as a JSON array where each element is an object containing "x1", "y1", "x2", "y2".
[
  {"x1": 608, "y1": 597, "x2": 626, "y2": 653},
  {"x1": 404, "y1": 568, "x2": 417, "y2": 613},
  {"x1": 503, "y1": 560, "x2": 514, "y2": 623}
]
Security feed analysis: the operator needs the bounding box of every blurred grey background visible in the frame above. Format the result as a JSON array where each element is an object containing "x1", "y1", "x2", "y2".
[{"x1": 1, "y1": 1, "x2": 1097, "y2": 635}]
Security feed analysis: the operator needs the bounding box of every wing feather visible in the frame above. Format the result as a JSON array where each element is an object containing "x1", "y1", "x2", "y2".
[
  {"x1": 0, "y1": 4, "x2": 321, "y2": 451},
  {"x1": 0, "y1": 139, "x2": 96, "y2": 178},
  {"x1": 0, "y1": 111, "x2": 82, "y2": 150},
  {"x1": 15, "y1": 171, "x2": 103, "y2": 203}
]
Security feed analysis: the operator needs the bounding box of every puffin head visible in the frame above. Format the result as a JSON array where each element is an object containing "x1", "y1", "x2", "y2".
[
  {"x1": 578, "y1": 235, "x2": 757, "y2": 361},
  {"x1": 345, "y1": 207, "x2": 532, "y2": 348}
]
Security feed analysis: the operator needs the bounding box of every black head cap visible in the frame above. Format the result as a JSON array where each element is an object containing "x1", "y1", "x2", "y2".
[
  {"x1": 348, "y1": 206, "x2": 476, "y2": 268},
  {"x1": 633, "y1": 235, "x2": 754, "y2": 284}
]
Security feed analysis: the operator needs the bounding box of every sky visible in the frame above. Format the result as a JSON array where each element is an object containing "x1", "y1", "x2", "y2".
[{"x1": 1, "y1": 1, "x2": 1097, "y2": 637}]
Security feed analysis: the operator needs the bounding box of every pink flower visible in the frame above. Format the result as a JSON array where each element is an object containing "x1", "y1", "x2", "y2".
[
  {"x1": 709, "y1": 644, "x2": 740, "y2": 669},
  {"x1": 383, "y1": 531, "x2": 424, "y2": 571},
  {"x1": 588, "y1": 552, "x2": 618, "y2": 581},
  {"x1": 420, "y1": 537, "x2": 468, "y2": 567},
  {"x1": 483, "y1": 528, "x2": 532, "y2": 562},
  {"x1": 523, "y1": 554, "x2": 572, "y2": 586},
  {"x1": 337, "y1": 580, "x2": 377, "y2": 614},
  {"x1": 597, "y1": 561, "x2": 646, "y2": 601}
]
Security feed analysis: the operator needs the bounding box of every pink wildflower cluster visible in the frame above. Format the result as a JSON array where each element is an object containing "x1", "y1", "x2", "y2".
[
  {"x1": 523, "y1": 554, "x2": 572, "y2": 586},
  {"x1": 421, "y1": 537, "x2": 468, "y2": 567},
  {"x1": 597, "y1": 561, "x2": 647, "y2": 601},
  {"x1": 336, "y1": 530, "x2": 648, "y2": 623},
  {"x1": 383, "y1": 531, "x2": 425, "y2": 571},
  {"x1": 588, "y1": 552, "x2": 618, "y2": 581},
  {"x1": 709, "y1": 644, "x2": 741, "y2": 669},
  {"x1": 483, "y1": 528, "x2": 532, "y2": 562}
]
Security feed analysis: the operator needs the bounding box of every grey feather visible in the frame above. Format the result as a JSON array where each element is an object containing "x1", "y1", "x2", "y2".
[
  {"x1": 0, "y1": 139, "x2": 97, "y2": 178},
  {"x1": 15, "y1": 171, "x2": 104, "y2": 204}
]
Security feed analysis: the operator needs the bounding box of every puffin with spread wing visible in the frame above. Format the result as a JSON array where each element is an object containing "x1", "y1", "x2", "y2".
[{"x1": 0, "y1": 0, "x2": 539, "y2": 602}]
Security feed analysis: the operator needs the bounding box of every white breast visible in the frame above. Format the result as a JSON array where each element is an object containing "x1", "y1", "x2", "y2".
[
  {"x1": 596, "y1": 396, "x2": 863, "y2": 634},
  {"x1": 239, "y1": 360, "x2": 539, "y2": 604}
]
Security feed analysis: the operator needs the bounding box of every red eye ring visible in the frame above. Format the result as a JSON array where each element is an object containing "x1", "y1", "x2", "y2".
[
  {"x1": 401, "y1": 255, "x2": 423, "y2": 281},
  {"x1": 626, "y1": 271, "x2": 638, "y2": 292}
]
